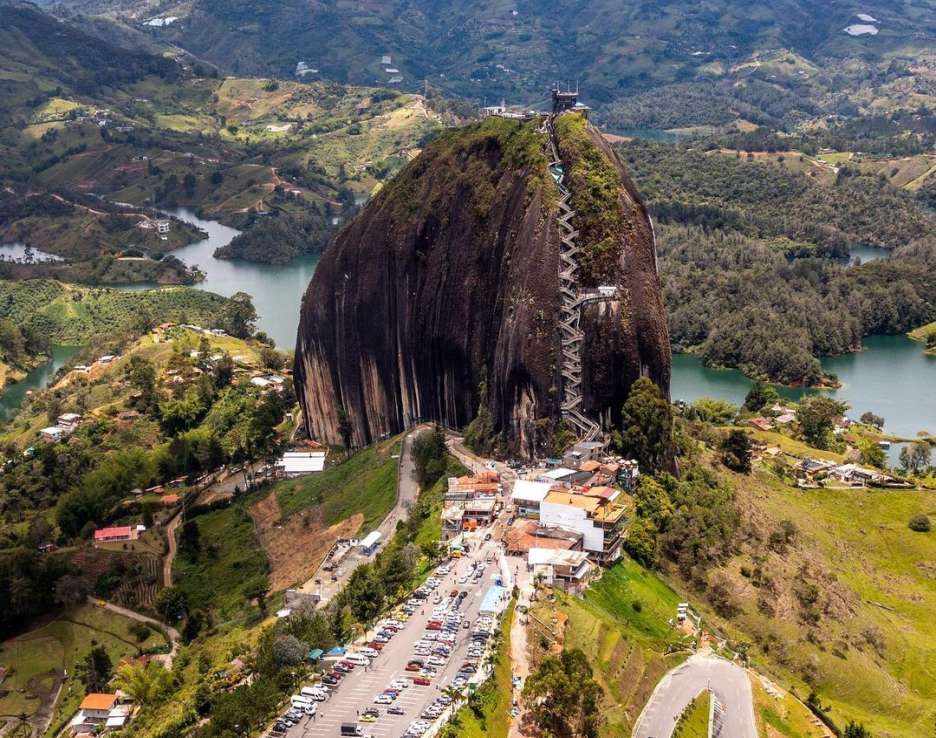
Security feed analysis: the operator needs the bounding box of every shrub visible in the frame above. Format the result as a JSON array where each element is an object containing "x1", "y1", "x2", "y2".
[{"x1": 908, "y1": 514, "x2": 931, "y2": 533}]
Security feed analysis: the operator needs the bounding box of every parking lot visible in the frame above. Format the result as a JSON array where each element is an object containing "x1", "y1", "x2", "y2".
[{"x1": 276, "y1": 534, "x2": 504, "y2": 738}]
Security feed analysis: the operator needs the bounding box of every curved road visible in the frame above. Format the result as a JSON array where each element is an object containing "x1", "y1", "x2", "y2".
[
  {"x1": 89, "y1": 598, "x2": 181, "y2": 666},
  {"x1": 633, "y1": 653, "x2": 756, "y2": 738}
]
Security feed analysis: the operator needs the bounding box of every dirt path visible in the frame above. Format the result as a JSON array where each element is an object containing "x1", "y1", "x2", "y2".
[
  {"x1": 162, "y1": 513, "x2": 182, "y2": 588},
  {"x1": 87, "y1": 599, "x2": 180, "y2": 668}
]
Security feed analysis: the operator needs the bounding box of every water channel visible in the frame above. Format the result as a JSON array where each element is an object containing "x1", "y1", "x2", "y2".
[{"x1": 2, "y1": 210, "x2": 932, "y2": 441}]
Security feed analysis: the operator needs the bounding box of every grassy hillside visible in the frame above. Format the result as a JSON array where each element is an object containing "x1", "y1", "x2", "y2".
[
  {"x1": 550, "y1": 558, "x2": 688, "y2": 737},
  {"x1": 0, "y1": 2, "x2": 446, "y2": 264},
  {"x1": 273, "y1": 437, "x2": 401, "y2": 528}
]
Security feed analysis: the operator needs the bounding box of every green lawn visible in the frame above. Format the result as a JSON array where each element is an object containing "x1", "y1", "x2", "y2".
[
  {"x1": 274, "y1": 437, "x2": 402, "y2": 529},
  {"x1": 674, "y1": 690, "x2": 710, "y2": 738}
]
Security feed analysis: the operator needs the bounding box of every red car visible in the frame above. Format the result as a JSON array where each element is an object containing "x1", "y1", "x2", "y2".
[
  {"x1": 426, "y1": 621, "x2": 442, "y2": 631},
  {"x1": 339, "y1": 660, "x2": 356, "y2": 669},
  {"x1": 405, "y1": 663, "x2": 421, "y2": 672},
  {"x1": 367, "y1": 642, "x2": 385, "y2": 651},
  {"x1": 449, "y1": 589, "x2": 458, "y2": 598},
  {"x1": 412, "y1": 676, "x2": 431, "y2": 686}
]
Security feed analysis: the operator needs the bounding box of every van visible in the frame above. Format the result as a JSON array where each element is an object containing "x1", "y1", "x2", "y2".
[
  {"x1": 341, "y1": 723, "x2": 362, "y2": 736},
  {"x1": 301, "y1": 686, "x2": 327, "y2": 701},
  {"x1": 345, "y1": 652, "x2": 371, "y2": 666},
  {"x1": 291, "y1": 695, "x2": 312, "y2": 708}
]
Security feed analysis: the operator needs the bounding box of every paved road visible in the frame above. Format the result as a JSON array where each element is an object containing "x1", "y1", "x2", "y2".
[
  {"x1": 282, "y1": 534, "x2": 503, "y2": 738},
  {"x1": 633, "y1": 653, "x2": 756, "y2": 738},
  {"x1": 297, "y1": 428, "x2": 425, "y2": 605}
]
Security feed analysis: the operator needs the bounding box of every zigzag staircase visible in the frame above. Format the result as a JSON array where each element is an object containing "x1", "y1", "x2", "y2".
[{"x1": 545, "y1": 116, "x2": 606, "y2": 444}]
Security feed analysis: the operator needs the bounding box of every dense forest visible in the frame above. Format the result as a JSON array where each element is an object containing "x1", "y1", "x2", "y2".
[
  {"x1": 619, "y1": 140, "x2": 935, "y2": 258},
  {"x1": 617, "y1": 141, "x2": 936, "y2": 384},
  {"x1": 658, "y1": 226, "x2": 936, "y2": 384}
]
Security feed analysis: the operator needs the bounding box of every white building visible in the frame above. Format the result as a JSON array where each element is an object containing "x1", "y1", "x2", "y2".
[
  {"x1": 510, "y1": 480, "x2": 553, "y2": 518},
  {"x1": 40, "y1": 427, "x2": 66, "y2": 443},
  {"x1": 537, "y1": 467, "x2": 579, "y2": 487},
  {"x1": 359, "y1": 530, "x2": 381, "y2": 555},
  {"x1": 56, "y1": 413, "x2": 82, "y2": 433},
  {"x1": 156, "y1": 220, "x2": 170, "y2": 234},
  {"x1": 527, "y1": 547, "x2": 593, "y2": 592},
  {"x1": 539, "y1": 490, "x2": 626, "y2": 564},
  {"x1": 276, "y1": 451, "x2": 326, "y2": 477}
]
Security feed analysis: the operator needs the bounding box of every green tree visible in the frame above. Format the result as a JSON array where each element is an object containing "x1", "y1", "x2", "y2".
[
  {"x1": 796, "y1": 396, "x2": 847, "y2": 449},
  {"x1": 77, "y1": 645, "x2": 113, "y2": 692},
  {"x1": 899, "y1": 442, "x2": 932, "y2": 475},
  {"x1": 112, "y1": 661, "x2": 171, "y2": 705},
  {"x1": 688, "y1": 398, "x2": 736, "y2": 424},
  {"x1": 858, "y1": 439, "x2": 886, "y2": 469},
  {"x1": 155, "y1": 586, "x2": 188, "y2": 622},
  {"x1": 720, "y1": 429, "x2": 753, "y2": 473},
  {"x1": 908, "y1": 514, "x2": 931, "y2": 533},
  {"x1": 521, "y1": 648, "x2": 603, "y2": 738},
  {"x1": 124, "y1": 355, "x2": 157, "y2": 414},
  {"x1": 258, "y1": 346, "x2": 284, "y2": 371},
  {"x1": 859, "y1": 411, "x2": 884, "y2": 429},
  {"x1": 217, "y1": 292, "x2": 257, "y2": 338},
  {"x1": 179, "y1": 520, "x2": 201, "y2": 558},
  {"x1": 617, "y1": 377, "x2": 673, "y2": 473},
  {"x1": 744, "y1": 380, "x2": 779, "y2": 412},
  {"x1": 844, "y1": 722, "x2": 871, "y2": 738}
]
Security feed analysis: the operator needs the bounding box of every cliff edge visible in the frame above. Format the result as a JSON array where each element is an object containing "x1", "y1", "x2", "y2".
[{"x1": 294, "y1": 114, "x2": 670, "y2": 455}]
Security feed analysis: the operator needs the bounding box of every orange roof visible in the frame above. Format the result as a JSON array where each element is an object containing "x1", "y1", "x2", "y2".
[
  {"x1": 80, "y1": 693, "x2": 118, "y2": 710},
  {"x1": 580, "y1": 460, "x2": 601, "y2": 472},
  {"x1": 582, "y1": 485, "x2": 617, "y2": 500}
]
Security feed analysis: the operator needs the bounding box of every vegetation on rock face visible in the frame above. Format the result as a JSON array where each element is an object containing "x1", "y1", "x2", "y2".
[{"x1": 555, "y1": 112, "x2": 629, "y2": 286}]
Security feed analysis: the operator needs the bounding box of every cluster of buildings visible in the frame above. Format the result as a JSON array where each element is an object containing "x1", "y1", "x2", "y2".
[
  {"x1": 442, "y1": 471, "x2": 502, "y2": 533},
  {"x1": 39, "y1": 412, "x2": 82, "y2": 443},
  {"x1": 439, "y1": 442, "x2": 636, "y2": 593},
  {"x1": 793, "y1": 458, "x2": 898, "y2": 487}
]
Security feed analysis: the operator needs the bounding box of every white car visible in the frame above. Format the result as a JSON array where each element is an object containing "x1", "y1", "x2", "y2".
[
  {"x1": 457, "y1": 575, "x2": 468, "y2": 584},
  {"x1": 360, "y1": 647, "x2": 380, "y2": 658},
  {"x1": 374, "y1": 694, "x2": 394, "y2": 704},
  {"x1": 390, "y1": 679, "x2": 410, "y2": 689},
  {"x1": 427, "y1": 656, "x2": 447, "y2": 666}
]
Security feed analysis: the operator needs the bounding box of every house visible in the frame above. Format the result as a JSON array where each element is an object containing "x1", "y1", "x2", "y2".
[
  {"x1": 539, "y1": 490, "x2": 627, "y2": 564},
  {"x1": 160, "y1": 494, "x2": 181, "y2": 506},
  {"x1": 250, "y1": 376, "x2": 272, "y2": 388},
  {"x1": 504, "y1": 519, "x2": 582, "y2": 556},
  {"x1": 829, "y1": 463, "x2": 890, "y2": 487},
  {"x1": 93, "y1": 525, "x2": 143, "y2": 545},
  {"x1": 156, "y1": 220, "x2": 170, "y2": 234},
  {"x1": 748, "y1": 417, "x2": 773, "y2": 432},
  {"x1": 40, "y1": 426, "x2": 66, "y2": 443},
  {"x1": 69, "y1": 693, "x2": 127, "y2": 734},
  {"x1": 381, "y1": 55, "x2": 392, "y2": 65},
  {"x1": 116, "y1": 410, "x2": 140, "y2": 424},
  {"x1": 561, "y1": 440, "x2": 605, "y2": 468},
  {"x1": 510, "y1": 480, "x2": 554, "y2": 518},
  {"x1": 275, "y1": 450, "x2": 326, "y2": 477},
  {"x1": 57, "y1": 413, "x2": 82, "y2": 433},
  {"x1": 775, "y1": 413, "x2": 796, "y2": 425},
  {"x1": 537, "y1": 467, "x2": 589, "y2": 487},
  {"x1": 97, "y1": 355, "x2": 116, "y2": 364},
  {"x1": 527, "y1": 548, "x2": 594, "y2": 593}
]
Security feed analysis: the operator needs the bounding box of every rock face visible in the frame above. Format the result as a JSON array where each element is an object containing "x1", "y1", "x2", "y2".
[{"x1": 294, "y1": 115, "x2": 670, "y2": 455}]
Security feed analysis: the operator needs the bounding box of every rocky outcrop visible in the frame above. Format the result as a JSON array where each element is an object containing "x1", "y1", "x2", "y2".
[{"x1": 294, "y1": 114, "x2": 670, "y2": 455}]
